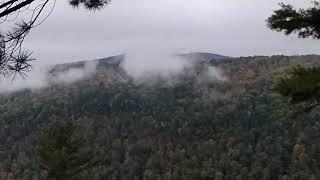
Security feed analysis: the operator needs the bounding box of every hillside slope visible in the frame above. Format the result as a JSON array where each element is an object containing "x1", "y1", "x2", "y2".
[{"x1": 0, "y1": 55, "x2": 320, "y2": 179}]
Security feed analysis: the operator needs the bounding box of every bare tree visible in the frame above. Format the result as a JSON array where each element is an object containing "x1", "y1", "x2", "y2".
[{"x1": 0, "y1": 0, "x2": 111, "y2": 79}]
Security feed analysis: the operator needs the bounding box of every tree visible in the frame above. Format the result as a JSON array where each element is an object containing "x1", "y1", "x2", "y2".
[
  {"x1": 37, "y1": 121, "x2": 97, "y2": 180},
  {"x1": 267, "y1": 1, "x2": 320, "y2": 39},
  {"x1": 274, "y1": 66, "x2": 320, "y2": 111},
  {"x1": 267, "y1": 1, "x2": 320, "y2": 111},
  {"x1": 0, "y1": 0, "x2": 111, "y2": 79}
]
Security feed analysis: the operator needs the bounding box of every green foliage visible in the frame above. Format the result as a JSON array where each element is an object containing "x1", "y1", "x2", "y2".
[
  {"x1": 274, "y1": 66, "x2": 320, "y2": 104},
  {"x1": 267, "y1": 1, "x2": 320, "y2": 39},
  {"x1": 0, "y1": 55, "x2": 320, "y2": 179},
  {"x1": 37, "y1": 121, "x2": 97, "y2": 180},
  {"x1": 267, "y1": 2, "x2": 320, "y2": 110}
]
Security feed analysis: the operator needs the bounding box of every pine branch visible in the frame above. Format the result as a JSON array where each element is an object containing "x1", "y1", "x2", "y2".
[
  {"x1": 0, "y1": 0, "x2": 20, "y2": 10},
  {"x1": 0, "y1": 0, "x2": 36, "y2": 18}
]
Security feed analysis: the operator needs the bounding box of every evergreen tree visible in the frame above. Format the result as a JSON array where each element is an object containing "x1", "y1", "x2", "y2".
[
  {"x1": 267, "y1": 1, "x2": 320, "y2": 111},
  {"x1": 267, "y1": 1, "x2": 320, "y2": 39},
  {"x1": 37, "y1": 121, "x2": 97, "y2": 180},
  {"x1": 274, "y1": 66, "x2": 320, "y2": 111}
]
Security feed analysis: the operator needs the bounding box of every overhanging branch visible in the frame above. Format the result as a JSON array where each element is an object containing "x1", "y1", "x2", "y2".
[
  {"x1": 0, "y1": 0, "x2": 36, "y2": 18},
  {"x1": 0, "y1": 0, "x2": 20, "y2": 10}
]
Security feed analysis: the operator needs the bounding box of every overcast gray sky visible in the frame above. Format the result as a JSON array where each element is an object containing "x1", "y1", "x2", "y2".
[{"x1": 23, "y1": 0, "x2": 320, "y2": 64}]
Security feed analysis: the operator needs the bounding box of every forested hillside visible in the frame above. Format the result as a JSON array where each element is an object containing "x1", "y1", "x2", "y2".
[{"x1": 1, "y1": 55, "x2": 320, "y2": 180}]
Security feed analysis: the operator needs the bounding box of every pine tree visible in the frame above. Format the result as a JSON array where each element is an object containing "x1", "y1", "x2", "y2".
[
  {"x1": 267, "y1": 1, "x2": 320, "y2": 111},
  {"x1": 274, "y1": 66, "x2": 320, "y2": 111},
  {"x1": 37, "y1": 121, "x2": 97, "y2": 180},
  {"x1": 267, "y1": 1, "x2": 320, "y2": 39}
]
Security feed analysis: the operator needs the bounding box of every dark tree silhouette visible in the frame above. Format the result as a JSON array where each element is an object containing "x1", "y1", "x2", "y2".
[
  {"x1": 37, "y1": 121, "x2": 97, "y2": 180},
  {"x1": 0, "y1": 0, "x2": 111, "y2": 79},
  {"x1": 267, "y1": 1, "x2": 320, "y2": 39},
  {"x1": 267, "y1": 1, "x2": 320, "y2": 111},
  {"x1": 274, "y1": 65, "x2": 320, "y2": 112}
]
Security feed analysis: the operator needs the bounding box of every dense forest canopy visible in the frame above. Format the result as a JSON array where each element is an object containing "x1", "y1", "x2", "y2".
[
  {"x1": 0, "y1": 1, "x2": 319, "y2": 180},
  {"x1": 0, "y1": 55, "x2": 320, "y2": 179}
]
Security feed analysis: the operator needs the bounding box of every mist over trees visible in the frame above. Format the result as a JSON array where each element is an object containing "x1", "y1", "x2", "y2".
[
  {"x1": 0, "y1": 55, "x2": 320, "y2": 179},
  {"x1": 0, "y1": 1, "x2": 319, "y2": 179}
]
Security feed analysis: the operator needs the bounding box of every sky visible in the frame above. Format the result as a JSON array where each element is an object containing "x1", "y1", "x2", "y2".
[{"x1": 21, "y1": 0, "x2": 320, "y2": 64}]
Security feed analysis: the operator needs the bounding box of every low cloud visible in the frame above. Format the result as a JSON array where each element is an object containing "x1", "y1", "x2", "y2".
[
  {"x1": 0, "y1": 50, "x2": 227, "y2": 94},
  {"x1": 0, "y1": 64, "x2": 49, "y2": 94},
  {"x1": 50, "y1": 61, "x2": 97, "y2": 84},
  {"x1": 204, "y1": 66, "x2": 227, "y2": 82},
  {"x1": 0, "y1": 61, "x2": 97, "y2": 94},
  {"x1": 121, "y1": 49, "x2": 192, "y2": 83}
]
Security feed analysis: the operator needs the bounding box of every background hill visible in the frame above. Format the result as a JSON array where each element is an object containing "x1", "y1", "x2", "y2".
[
  {"x1": 178, "y1": 52, "x2": 232, "y2": 63},
  {"x1": 1, "y1": 54, "x2": 320, "y2": 179},
  {"x1": 50, "y1": 52, "x2": 230, "y2": 74}
]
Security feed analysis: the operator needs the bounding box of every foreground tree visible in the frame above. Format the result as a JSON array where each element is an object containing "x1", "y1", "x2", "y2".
[
  {"x1": 0, "y1": 0, "x2": 111, "y2": 78},
  {"x1": 267, "y1": 1, "x2": 320, "y2": 111},
  {"x1": 37, "y1": 121, "x2": 97, "y2": 180},
  {"x1": 274, "y1": 66, "x2": 320, "y2": 111},
  {"x1": 267, "y1": 1, "x2": 320, "y2": 39}
]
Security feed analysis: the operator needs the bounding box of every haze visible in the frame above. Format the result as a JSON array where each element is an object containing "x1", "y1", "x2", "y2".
[{"x1": 23, "y1": 0, "x2": 319, "y2": 65}]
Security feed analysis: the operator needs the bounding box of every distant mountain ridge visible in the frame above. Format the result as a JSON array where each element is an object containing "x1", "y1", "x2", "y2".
[
  {"x1": 178, "y1": 52, "x2": 231, "y2": 62},
  {"x1": 50, "y1": 52, "x2": 231, "y2": 72},
  {"x1": 50, "y1": 54, "x2": 125, "y2": 73}
]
